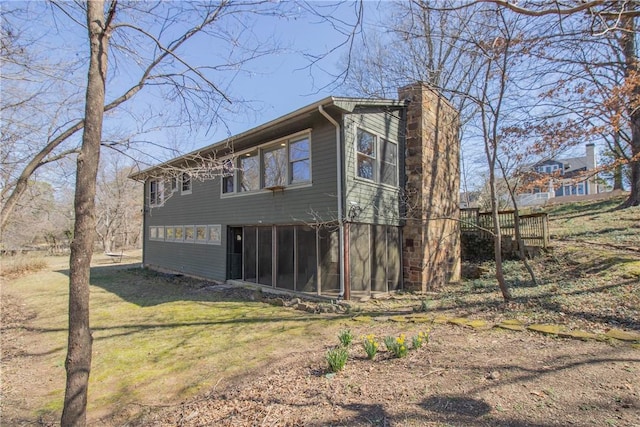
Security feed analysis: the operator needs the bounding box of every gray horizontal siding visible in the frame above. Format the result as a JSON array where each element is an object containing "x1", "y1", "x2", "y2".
[
  {"x1": 144, "y1": 239, "x2": 227, "y2": 280},
  {"x1": 343, "y1": 110, "x2": 404, "y2": 226},
  {"x1": 143, "y1": 116, "x2": 339, "y2": 281}
]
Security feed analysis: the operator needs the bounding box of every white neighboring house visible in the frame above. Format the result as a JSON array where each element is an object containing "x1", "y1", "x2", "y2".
[{"x1": 518, "y1": 144, "x2": 600, "y2": 206}]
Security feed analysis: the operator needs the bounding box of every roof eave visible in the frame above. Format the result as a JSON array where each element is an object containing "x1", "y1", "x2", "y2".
[{"x1": 129, "y1": 96, "x2": 402, "y2": 181}]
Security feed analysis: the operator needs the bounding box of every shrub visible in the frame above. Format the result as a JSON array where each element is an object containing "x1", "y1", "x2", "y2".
[
  {"x1": 412, "y1": 331, "x2": 429, "y2": 349},
  {"x1": 384, "y1": 333, "x2": 408, "y2": 358},
  {"x1": 326, "y1": 346, "x2": 348, "y2": 372},
  {"x1": 383, "y1": 335, "x2": 396, "y2": 351},
  {"x1": 362, "y1": 334, "x2": 379, "y2": 360},
  {"x1": 1, "y1": 255, "x2": 48, "y2": 277},
  {"x1": 338, "y1": 329, "x2": 353, "y2": 347}
]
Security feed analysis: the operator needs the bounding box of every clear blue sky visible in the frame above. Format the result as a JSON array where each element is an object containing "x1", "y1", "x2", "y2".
[{"x1": 142, "y1": 1, "x2": 384, "y2": 159}]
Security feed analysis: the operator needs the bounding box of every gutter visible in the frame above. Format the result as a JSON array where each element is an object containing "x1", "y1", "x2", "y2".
[
  {"x1": 318, "y1": 105, "x2": 345, "y2": 299},
  {"x1": 130, "y1": 97, "x2": 403, "y2": 181}
]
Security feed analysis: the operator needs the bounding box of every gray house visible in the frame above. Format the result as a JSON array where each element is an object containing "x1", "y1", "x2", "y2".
[
  {"x1": 517, "y1": 144, "x2": 600, "y2": 206},
  {"x1": 131, "y1": 82, "x2": 460, "y2": 300}
]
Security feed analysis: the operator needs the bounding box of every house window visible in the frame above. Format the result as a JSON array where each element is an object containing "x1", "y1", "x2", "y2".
[
  {"x1": 240, "y1": 152, "x2": 260, "y2": 192},
  {"x1": 357, "y1": 129, "x2": 376, "y2": 180},
  {"x1": 195, "y1": 226, "x2": 207, "y2": 243},
  {"x1": 157, "y1": 226, "x2": 164, "y2": 240},
  {"x1": 165, "y1": 226, "x2": 175, "y2": 240},
  {"x1": 290, "y1": 137, "x2": 310, "y2": 183},
  {"x1": 149, "y1": 227, "x2": 158, "y2": 240},
  {"x1": 222, "y1": 159, "x2": 234, "y2": 194},
  {"x1": 174, "y1": 226, "x2": 184, "y2": 240},
  {"x1": 184, "y1": 226, "x2": 195, "y2": 241},
  {"x1": 380, "y1": 139, "x2": 397, "y2": 186},
  {"x1": 208, "y1": 224, "x2": 222, "y2": 245},
  {"x1": 181, "y1": 173, "x2": 192, "y2": 194},
  {"x1": 149, "y1": 179, "x2": 164, "y2": 206},
  {"x1": 356, "y1": 128, "x2": 397, "y2": 186},
  {"x1": 263, "y1": 145, "x2": 287, "y2": 188},
  {"x1": 222, "y1": 131, "x2": 312, "y2": 195},
  {"x1": 170, "y1": 177, "x2": 178, "y2": 192}
]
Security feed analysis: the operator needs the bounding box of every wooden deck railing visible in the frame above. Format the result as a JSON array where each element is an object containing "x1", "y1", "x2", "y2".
[{"x1": 460, "y1": 208, "x2": 549, "y2": 248}]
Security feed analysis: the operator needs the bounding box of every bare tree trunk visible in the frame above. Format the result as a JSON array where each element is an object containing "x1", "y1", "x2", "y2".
[
  {"x1": 488, "y1": 168, "x2": 511, "y2": 300},
  {"x1": 615, "y1": 12, "x2": 639, "y2": 207},
  {"x1": 512, "y1": 205, "x2": 538, "y2": 284},
  {"x1": 61, "y1": 1, "x2": 112, "y2": 425}
]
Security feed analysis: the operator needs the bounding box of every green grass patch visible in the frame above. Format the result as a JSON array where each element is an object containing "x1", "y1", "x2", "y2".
[{"x1": 4, "y1": 264, "x2": 342, "y2": 422}]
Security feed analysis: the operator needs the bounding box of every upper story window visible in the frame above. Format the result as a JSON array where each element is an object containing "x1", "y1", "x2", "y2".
[
  {"x1": 380, "y1": 138, "x2": 397, "y2": 186},
  {"x1": 222, "y1": 131, "x2": 311, "y2": 196},
  {"x1": 263, "y1": 145, "x2": 287, "y2": 187},
  {"x1": 537, "y1": 164, "x2": 560, "y2": 174},
  {"x1": 181, "y1": 173, "x2": 192, "y2": 194},
  {"x1": 357, "y1": 129, "x2": 376, "y2": 180},
  {"x1": 149, "y1": 179, "x2": 164, "y2": 206},
  {"x1": 222, "y1": 159, "x2": 234, "y2": 194},
  {"x1": 290, "y1": 137, "x2": 310, "y2": 183},
  {"x1": 240, "y1": 151, "x2": 260, "y2": 192},
  {"x1": 170, "y1": 177, "x2": 178, "y2": 192},
  {"x1": 356, "y1": 128, "x2": 398, "y2": 187}
]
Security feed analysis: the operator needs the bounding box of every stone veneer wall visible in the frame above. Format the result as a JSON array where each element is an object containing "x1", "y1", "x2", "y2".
[{"x1": 398, "y1": 82, "x2": 461, "y2": 291}]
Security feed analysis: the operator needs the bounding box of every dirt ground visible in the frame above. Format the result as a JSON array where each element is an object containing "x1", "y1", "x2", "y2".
[
  {"x1": 3, "y1": 279, "x2": 639, "y2": 427},
  {"x1": 2, "y1": 197, "x2": 640, "y2": 426},
  {"x1": 142, "y1": 325, "x2": 639, "y2": 427}
]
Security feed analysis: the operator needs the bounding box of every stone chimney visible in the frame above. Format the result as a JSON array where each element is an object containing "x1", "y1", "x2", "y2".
[
  {"x1": 398, "y1": 82, "x2": 460, "y2": 291},
  {"x1": 585, "y1": 143, "x2": 596, "y2": 170}
]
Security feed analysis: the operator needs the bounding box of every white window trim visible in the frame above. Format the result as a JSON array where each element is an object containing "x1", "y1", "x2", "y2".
[
  {"x1": 220, "y1": 129, "x2": 312, "y2": 197},
  {"x1": 356, "y1": 128, "x2": 377, "y2": 182},
  {"x1": 380, "y1": 137, "x2": 398, "y2": 187},
  {"x1": 149, "y1": 178, "x2": 165, "y2": 207},
  {"x1": 207, "y1": 224, "x2": 222, "y2": 245},
  {"x1": 288, "y1": 136, "x2": 312, "y2": 185},
  {"x1": 238, "y1": 150, "x2": 261, "y2": 193},
  {"x1": 181, "y1": 173, "x2": 192, "y2": 195},
  {"x1": 195, "y1": 225, "x2": 208, "y2": 244},
  {"x1": 174, "y1": 225, "x2": 185, "y2": 241},
  {"x1": 184, "y1": 225, "x2": 195, "y2": 242},
  {"x1": 165, "y1": 225, "x2": 176, "y2": 241},
  {"x1": 354, "y1": 125, "x2": 399, "y2": 189},
  {"x1": 221, "y1": 159, "x2": 235, "y2": 195}
]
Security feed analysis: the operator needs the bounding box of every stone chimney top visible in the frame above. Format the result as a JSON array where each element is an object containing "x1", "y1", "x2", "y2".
[{"x1": 586, "y1": 143, "x2": 596, "y2": 170}]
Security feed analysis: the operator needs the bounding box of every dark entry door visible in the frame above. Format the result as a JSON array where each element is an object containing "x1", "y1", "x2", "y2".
[{"x1": 227, "y1": 227, "x2": 243, "y2": 279}]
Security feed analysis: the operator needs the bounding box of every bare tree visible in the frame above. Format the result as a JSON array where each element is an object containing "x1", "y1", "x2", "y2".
[
  {"x1": 0, "y1": 180, "x2": 72, "y2": 253},
  {"x1": 471, "y1": 0, "x2": 640, "y2": 208},
  {"x1": 61, "y1": 2, "x2": 113, "y2": 423},
  {"x1": 0, "y1": 0, "x2": 288, "y2": 231},
  {"x1": 27, "y1": 1, "x2": 293, "y2": 424},
  {"x1": 342, "y1": 0, "x2": 486, "y2": 191},
  {"x1": 2, "y1": 1, "x2": 362, "y2": 423},
  {"x1": 95, "y1": 155, "x2": 142, "y2": 253}
]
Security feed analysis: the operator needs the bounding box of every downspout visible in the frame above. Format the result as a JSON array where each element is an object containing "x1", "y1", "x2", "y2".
[
  {"x1": 141, "y1": 179, "x2": 147, "y2": 269},
  {"x1": 318, "y1": 105, "x2": 346, "y2": 299}
]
